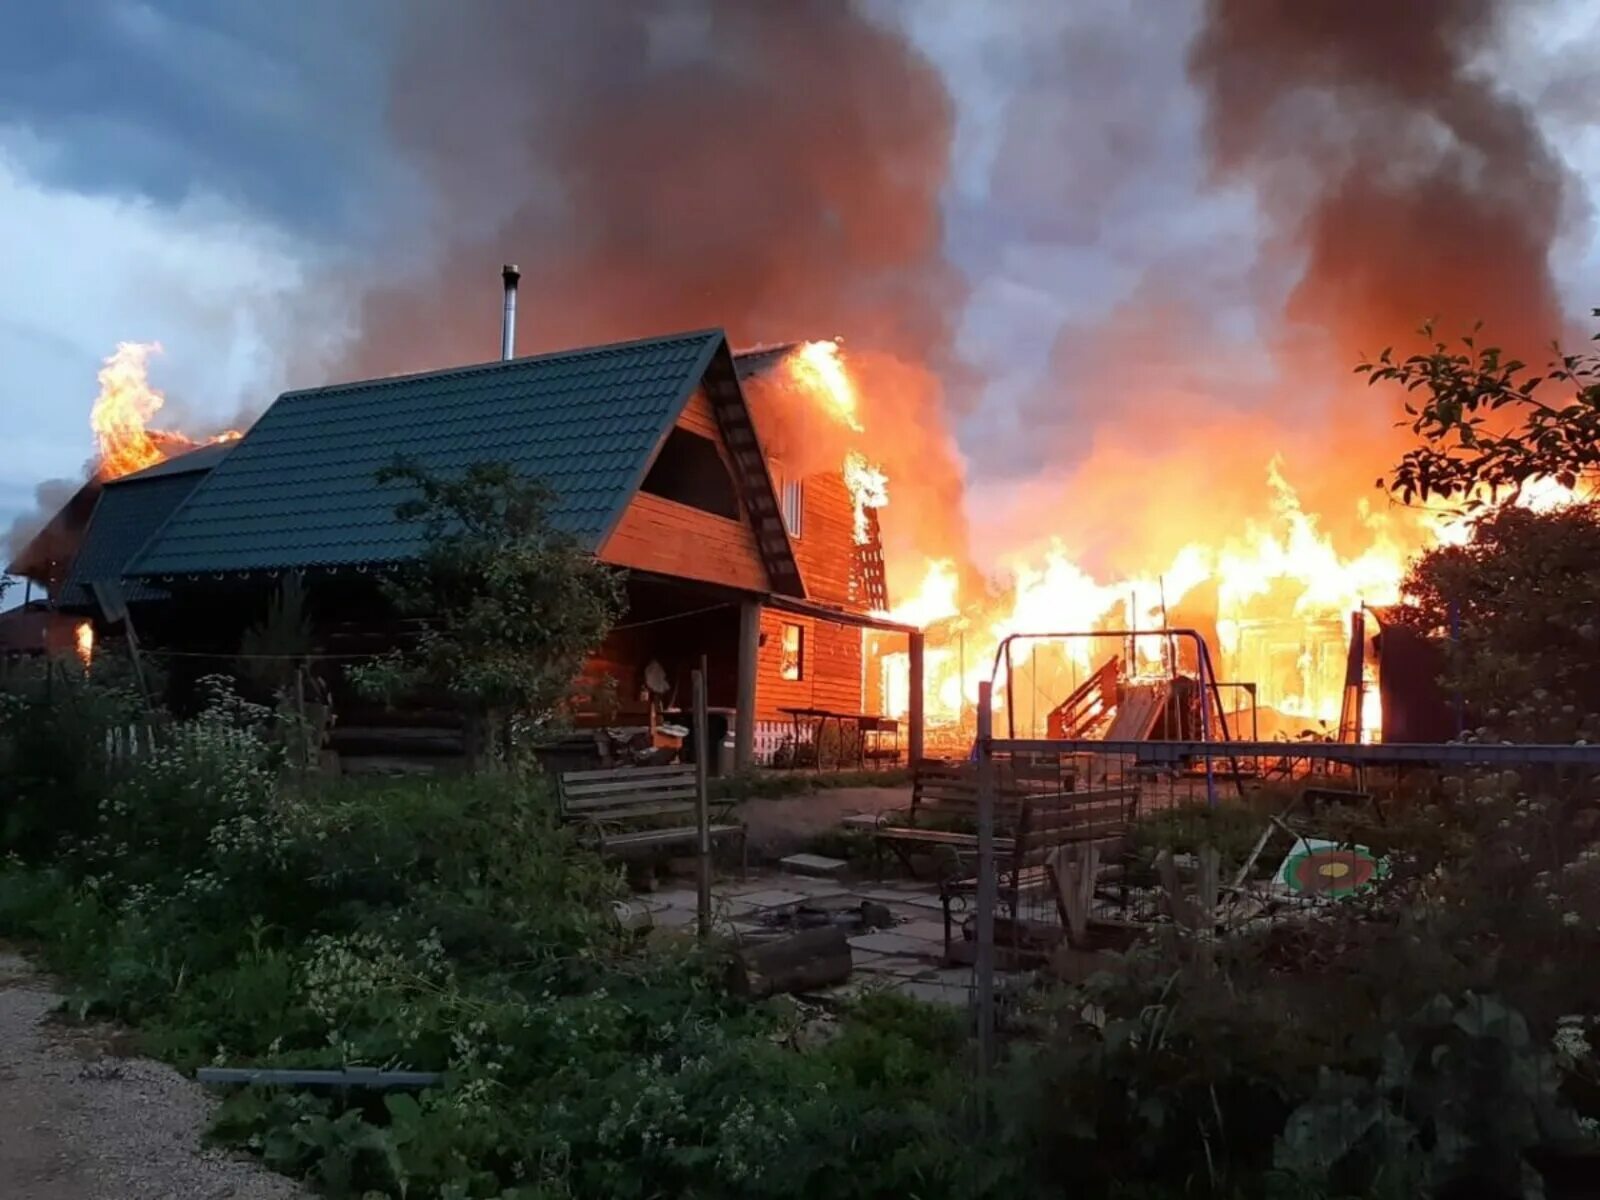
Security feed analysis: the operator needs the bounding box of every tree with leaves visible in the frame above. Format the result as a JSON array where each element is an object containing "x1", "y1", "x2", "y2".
[
  {"x1": 351, "y1": 460, "x2": 625, "y2": 767},
  {"x1": 1367, "y1": 315, "x2": 1600, "y2": 739},
  {"x1": 1362, "y1": 311, "x2": 1600, "y2": 506},
  {"x1": 1388, "y1": 503, "x2": 1600, "y2": 741}
]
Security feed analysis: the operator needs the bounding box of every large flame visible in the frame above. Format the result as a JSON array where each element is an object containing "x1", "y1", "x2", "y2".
[
  {"x1": 773, "y1": 341, "x2": 1582, "y2": 746},
  {"x1": 90, "y1": 342, "x2": 240, "y2": 480},
  {"x1": 784, "y1": 340, "x2": 864, "y2": 433},
  {"x1": 74, "y1": 621, "x2": 94, "y2": 668}
]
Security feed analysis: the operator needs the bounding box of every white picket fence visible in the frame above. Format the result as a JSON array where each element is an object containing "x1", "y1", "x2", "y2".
[{"x1": 103, "y1": 723, "x2": 161, "y2": 765}]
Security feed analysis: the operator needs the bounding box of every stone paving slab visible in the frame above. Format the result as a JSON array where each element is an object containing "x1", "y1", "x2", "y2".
[
  {"x1": 895, "y1": 919, "x2": 949, "y2": 944},
  {"x1": 779, "y1": 853, "x2": 848, "y2": 877},
  {"x1": 849, "y1": 931, "x2": 941, "y2": 958},
  {"x1": 865, "y1": 955, "x2": 934, "y2": 978},
  {"x1": 783, "y1": 879, "x2": 852, "y2": 898},
  {"x1": 886, "y1": 891, "x2": 946, "y2": 911},
  {"x1": 894, "y1": 980, "x2": 971, "y2": 1007},
  {"x1": 734, "y1": 889, "x2": 813, "y2": 910}
]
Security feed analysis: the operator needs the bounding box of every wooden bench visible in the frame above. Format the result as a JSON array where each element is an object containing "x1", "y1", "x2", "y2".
[
  {"x1": 938, "y1": 785, "x2": 1140, "y2": 960},
  {"x1": 873, "y1": 760, "x2": 1031, "y2": 875},
  {"x1": 557, "y1": 764, "x2": 745, "y2": 862}
]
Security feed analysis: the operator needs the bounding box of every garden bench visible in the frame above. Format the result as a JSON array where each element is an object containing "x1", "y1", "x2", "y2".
[
  {"x1": 557, "y1": 764, "x2": 745, "y2": 862},
  {"x1": 873, "y1": 759, "x2": 1031, "y2": 875},
  {"x1": 938, "y1": 785, "x2": 1140, "y2": 961}
]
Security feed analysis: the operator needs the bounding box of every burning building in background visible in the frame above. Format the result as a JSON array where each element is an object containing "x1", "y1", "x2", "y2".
[
  {"x1": 5, "y1": 343, "x2": 243, "y2": 663},
  {"x1": 6, "y1": 3, "x2": 1591, "y2": 749}
]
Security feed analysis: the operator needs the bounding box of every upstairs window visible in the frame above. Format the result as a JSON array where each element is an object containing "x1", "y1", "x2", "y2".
[
  {"x1": 779, "y1": 622, "x2": 805, "y2": 681},
  {"x1": 772, "y1": 463, "x2": 804, "y2": 538},
  {"x1": 640, "y1": 428, "x2": 740, "y2": 519}
]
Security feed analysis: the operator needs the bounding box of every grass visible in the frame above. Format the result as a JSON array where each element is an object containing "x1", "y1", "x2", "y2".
[{"x1": 710, "y1": 766, "x2": 911, "y2": 801}]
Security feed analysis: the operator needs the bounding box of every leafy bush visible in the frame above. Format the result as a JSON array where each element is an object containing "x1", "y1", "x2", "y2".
[{"x1": 0, "y1": 654, "x2": 147, "y2": 857}]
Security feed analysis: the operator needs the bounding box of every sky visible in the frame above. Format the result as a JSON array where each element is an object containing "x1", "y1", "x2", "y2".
[{"x1": 4, "y1": 0, "x2": 1600, "y2": 601}]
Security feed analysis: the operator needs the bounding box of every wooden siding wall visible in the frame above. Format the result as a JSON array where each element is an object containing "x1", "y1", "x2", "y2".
[
  {"x1": 790, "y1": 471, "x2": 859, "y2": 607},
  {"x1": 603, "y1": 494, "x2": 769, "y2": 591},
  {"x1": 677, "y1": 387, "x2": 720, "y2": 439},
  {"x1": 599, "y1": 388, "x2": 770, "y2": 592},
  {"x1": 755, "y1": 608, "x2": 862, "y2": 721}
]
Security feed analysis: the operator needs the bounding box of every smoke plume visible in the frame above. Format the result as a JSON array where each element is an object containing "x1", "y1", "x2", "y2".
[
  {"x1": 983, "y1": 0, "x2": 1584, "y2": 579},
  {"x1": 1189, "y1": 0, "x2": 1575, "y2": 362},
  {"x1": 5, "y1": 476, "x2": 85, "y2": 580},
  {"x1": 340, "y1": 0, "x2": 972, "y2": 587}
]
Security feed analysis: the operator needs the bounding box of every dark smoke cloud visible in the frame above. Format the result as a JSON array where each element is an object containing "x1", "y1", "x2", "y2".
[
  {"x1": 345, "y1": 1, "x2": 964, "y2": 374},
  {"x1": 340, "y1": 0, "x2": 973, "y2": 576},
  {"x1": 5, "y1": 476, "x2": 80, "y2": 572},
  {"x1": 973, "y1": 0, "x2": 1590, "y2": 575},
  {"x1": 1189, "y1": 0, "x2": 1577, "y2": 360}
]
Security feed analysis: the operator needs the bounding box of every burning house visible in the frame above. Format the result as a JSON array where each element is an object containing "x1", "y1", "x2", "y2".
[
  {"x1": 12, "y1": 283, "x2": 1484, "y2": 762},
  {"x1": 11, "y1": 283, "x2": 920, "y2": 768}
]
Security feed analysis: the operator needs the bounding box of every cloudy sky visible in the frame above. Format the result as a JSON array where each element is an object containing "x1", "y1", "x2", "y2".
[{"x1": 4, "y1": 0, "x2": 1599, "y2": 597}]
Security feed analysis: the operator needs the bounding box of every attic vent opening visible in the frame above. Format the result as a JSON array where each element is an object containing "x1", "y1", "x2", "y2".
[{"x1": 641, "y1": 428, "x2": 740, "y2": 520}]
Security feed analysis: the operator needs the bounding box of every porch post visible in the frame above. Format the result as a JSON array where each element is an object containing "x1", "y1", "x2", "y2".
[
  {"x1": 907, "y1": 630, "x2": 925, "y2": 766},
  {"x1": 735, "y1": 599, "x2": 761, "y2": 770}
]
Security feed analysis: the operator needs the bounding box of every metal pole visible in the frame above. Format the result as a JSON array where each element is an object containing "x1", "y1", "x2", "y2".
[
  {"x1": 974, "y1": 681, "x2": 996, "y2": 1078},
  {"x1": 1197, "y1": 643, "x2": 1216, "y2": 808},
  {"x1": 1030, "y1": 645, "x2": 1038, "y2": 740},
  {"x1": 693, "y1": 664, "x2": 712, "y2": 940},
  {"x1": 1004, "y1": 638, "x2": 1015, "y2": 739},
  {"x1": 908, "y1": 631, "x2": 925, "y2": 765}
]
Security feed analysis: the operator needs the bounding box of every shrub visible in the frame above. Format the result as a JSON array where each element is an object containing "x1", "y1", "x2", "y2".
[{"x1": 0, "y1": 654, "x2": 147, "y2": 857}]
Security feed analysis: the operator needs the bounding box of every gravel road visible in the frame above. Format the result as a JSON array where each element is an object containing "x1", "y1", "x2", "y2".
[{"x1": 0, "y1": 949, "x2": 303, "y2": 1200}]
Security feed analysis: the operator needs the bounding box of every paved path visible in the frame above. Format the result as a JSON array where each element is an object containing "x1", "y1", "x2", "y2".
[
  {"x1": 645, "y1": 873, "x2": 979, "y2": 1006},
  {"x1": 735, "y1": 785, "x2": 909, "y2": 860},
  {"x1": 0, "y1": 949, "x2": 302, "y2": 1200}
]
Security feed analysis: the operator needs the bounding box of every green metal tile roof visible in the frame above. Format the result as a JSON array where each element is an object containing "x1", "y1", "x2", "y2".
[
  {"x1": 59, "y1": 447, "x2": 228, "y2": 609},
  {"x1": 129, "y1": 330, "x2": 728, "y2": 577}
]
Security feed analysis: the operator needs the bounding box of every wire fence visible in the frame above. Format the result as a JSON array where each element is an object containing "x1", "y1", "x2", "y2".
[{"x1": 961, "y1": 691, "x2": 1600, "y2": 1061}]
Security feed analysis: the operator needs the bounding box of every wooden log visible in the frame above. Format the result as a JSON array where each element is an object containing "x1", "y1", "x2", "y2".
[{"x1": 726, "y1": 927, "x2": 852, "y2": 998}]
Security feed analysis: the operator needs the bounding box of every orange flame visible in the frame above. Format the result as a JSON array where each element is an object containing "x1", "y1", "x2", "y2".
[
  {"x1": 74, "y1": 621, "x2": 94, "y2": 667},
  {"x1": 90, "y1": 342, "x2": 240, "y2": 480},
  {"x1": 784, "y1": 340, "x2": 863, "y2": 433},
  {"x1": 842, "y1": 450, "x2": 888, "y2": 545}
]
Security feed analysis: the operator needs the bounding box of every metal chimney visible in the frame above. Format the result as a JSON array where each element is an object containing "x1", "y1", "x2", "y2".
[{"x1": 500, "y1": 263, "x2": 520, "y2": 360}]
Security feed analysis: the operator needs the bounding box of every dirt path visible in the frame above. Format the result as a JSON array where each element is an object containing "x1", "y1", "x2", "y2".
[{"x1": 0, "y1": 949, "x2": 302, "y2": 1200}]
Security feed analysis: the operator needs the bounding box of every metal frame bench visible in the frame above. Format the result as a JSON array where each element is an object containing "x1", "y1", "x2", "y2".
[
  {"x1": 938, "y1": 785, "x2": 1140, "y2": 960},
  {"x1": 557, "y1": 764, "x2": 745, "y2": 862}
]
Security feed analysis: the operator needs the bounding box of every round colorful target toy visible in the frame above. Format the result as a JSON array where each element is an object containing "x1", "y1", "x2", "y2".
[{"x1": 1276, "y1": 838, "x2": 1386, "y2": 898}]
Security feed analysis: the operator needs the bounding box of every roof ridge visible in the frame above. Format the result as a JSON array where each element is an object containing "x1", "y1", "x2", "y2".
[{"x1": 280, "y1": 328, "x2": 727, "y2": 401}]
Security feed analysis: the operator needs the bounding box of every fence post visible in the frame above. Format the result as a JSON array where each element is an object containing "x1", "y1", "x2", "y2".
[
  {"x1": 692, "y1": 664, "x2": 712, "y2": 941},
  {"x1": 975, "y1": 680, "x2": 996, "y2": 1081}
]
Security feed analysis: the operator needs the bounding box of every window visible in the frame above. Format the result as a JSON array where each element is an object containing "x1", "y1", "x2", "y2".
[
  {"x1": 640, "y1": 428, "x2": 740, "y2": 519},
  {"x1": 777, "y1": 473, "x2": 804, "y2": 539},
  {"x1": 779, "y1": 622, "x2": 805, "y2": 681}
]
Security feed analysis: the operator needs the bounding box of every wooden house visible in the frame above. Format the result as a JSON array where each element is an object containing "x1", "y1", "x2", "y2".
[{"x1": 22, "y1": 329, "x2": 923, "y2": 765}]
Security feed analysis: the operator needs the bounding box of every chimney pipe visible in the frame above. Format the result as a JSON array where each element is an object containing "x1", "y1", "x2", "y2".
[{"x1": 500, "y1": 263, "x2": 520, "y2": 360}]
